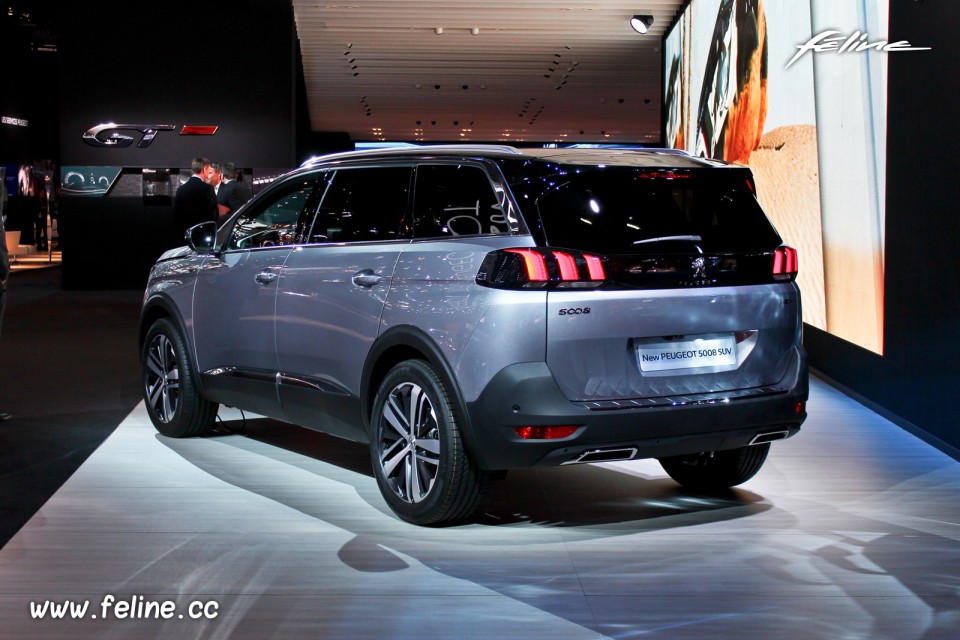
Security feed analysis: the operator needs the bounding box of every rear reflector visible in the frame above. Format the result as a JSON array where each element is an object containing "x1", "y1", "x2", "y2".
[
  {"x1": 514, "y1": 425, "x2": 579, "y2": 440},
  {"x1": 478, "y1": 248, "x2": 606, "y2": 289}
]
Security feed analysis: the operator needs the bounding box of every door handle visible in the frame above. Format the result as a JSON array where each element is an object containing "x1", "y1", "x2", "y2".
[
  {"x1": 255, "y1": 270, "x2": 280, "y2": 285},
  {"x1": 352, "y1": 269, "x2": 382, "y2": 288}
]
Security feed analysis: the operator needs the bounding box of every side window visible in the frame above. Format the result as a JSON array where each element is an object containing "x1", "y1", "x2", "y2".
[
  {"x1": 226, "y1": 177, "x2": 319, "y2": 250},
  {"x1": 307, "y1": 167, "x2": 411, "y2": 243},
  {"x1": 413, "y1": 164, "x2": 507, "y2": 239}
]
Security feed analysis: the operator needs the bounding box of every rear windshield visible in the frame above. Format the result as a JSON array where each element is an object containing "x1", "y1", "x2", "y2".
[{"x1": 510, "y1": 165, "x2": 781, "y2": 254}]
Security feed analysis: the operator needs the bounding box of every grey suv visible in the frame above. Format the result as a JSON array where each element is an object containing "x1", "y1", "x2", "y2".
[{"x1": 140, "y1": 146, "x2": 807, "y2": 525}]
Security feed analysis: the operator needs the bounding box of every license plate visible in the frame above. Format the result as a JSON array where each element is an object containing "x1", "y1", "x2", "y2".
[{"x1": 636, "y1": 334, "x2": 737, "y2": 372}]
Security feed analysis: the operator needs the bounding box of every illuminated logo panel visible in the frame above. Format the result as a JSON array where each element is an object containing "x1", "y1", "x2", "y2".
[{"x1": 82, "y1": 123, "x2": 218, "y2": 148}]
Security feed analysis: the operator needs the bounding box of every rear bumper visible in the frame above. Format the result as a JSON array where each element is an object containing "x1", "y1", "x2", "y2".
[{"x1": 464, "y1": 346, "x2": 808, "y2": 469}]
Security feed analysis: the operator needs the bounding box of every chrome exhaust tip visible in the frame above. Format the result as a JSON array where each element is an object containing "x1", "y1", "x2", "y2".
[
  {"x1": 564, "y1": 447, "x2": 638, "y2": 465},
  {"x1": 749, "y1": 430, "x2": 790, "y2": 445}
]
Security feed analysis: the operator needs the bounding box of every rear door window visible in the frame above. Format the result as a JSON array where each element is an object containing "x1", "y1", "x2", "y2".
[{"x1": 307, "y1": 166, "x2": 412, "y2": 243}]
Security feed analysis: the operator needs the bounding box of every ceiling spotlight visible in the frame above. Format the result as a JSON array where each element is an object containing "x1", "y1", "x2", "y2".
[{"x1": 630, "y1": 15, "x2": 654, "y2": 34}]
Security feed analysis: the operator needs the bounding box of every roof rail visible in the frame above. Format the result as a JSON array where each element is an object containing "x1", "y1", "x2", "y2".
[{"x1": 300, "y1": 144, "x2": 523, "y2": 167}]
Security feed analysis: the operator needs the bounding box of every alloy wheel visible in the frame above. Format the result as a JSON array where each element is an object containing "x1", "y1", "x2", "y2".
[
  {"x1": 376, "y1": 381, "x2": 441, "y2": 503},
  {"x1": 145, "y1": 333, "x2": 180, "y2": 423}
]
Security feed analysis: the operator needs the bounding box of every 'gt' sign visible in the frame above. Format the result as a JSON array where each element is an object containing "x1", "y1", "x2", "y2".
[{"x1": 82, "y1": 123, "x2": 218, "y2": 148}]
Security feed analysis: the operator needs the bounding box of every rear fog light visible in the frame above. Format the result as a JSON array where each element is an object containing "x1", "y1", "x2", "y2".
[{"x1": 514, "y1": 426, "x2": 579, "y2": 440}]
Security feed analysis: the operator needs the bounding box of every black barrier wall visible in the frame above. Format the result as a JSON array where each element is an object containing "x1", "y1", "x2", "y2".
[
  {"x1": 58, "y1": 0, "x2": 298, "y2": 288},
  {"x1": 805, "y1": 1, "x2": 960, "y2": 456}
]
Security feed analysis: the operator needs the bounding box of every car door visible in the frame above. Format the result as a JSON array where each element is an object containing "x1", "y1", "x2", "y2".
[
  {"x1": 192, "y1": 173, "x2": 324, "y2": 417},
  {"x1": 274, "y1": 165, "x2": 412, "y2": 441}
]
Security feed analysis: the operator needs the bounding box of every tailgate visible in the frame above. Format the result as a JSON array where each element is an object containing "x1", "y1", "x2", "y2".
[{"x1": 546, "y1": 284, "x2": 800, "y2": 401}]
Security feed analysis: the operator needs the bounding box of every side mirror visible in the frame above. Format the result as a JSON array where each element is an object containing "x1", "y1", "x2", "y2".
[{"x1": 186, "y1": 222, "x2": 218, "y2": 252}]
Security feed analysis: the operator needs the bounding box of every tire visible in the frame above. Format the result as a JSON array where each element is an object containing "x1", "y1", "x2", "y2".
[
  {"x1": 659, "y1": 443, "x2": 770, "y2": 490},
  {"x1": 141, "y1": 318, "x2": 217, "y2": 438},
  {"x1": 370, "y1": 360, "x2": 486, "y2": 525}
]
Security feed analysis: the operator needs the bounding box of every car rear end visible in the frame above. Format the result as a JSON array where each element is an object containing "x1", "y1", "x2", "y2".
[{"x1": 466, "y1": 151, "x2": 807, "y2": 470}]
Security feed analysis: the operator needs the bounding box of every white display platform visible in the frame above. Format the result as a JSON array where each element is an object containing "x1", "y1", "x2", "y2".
[{"x1": 1, "y1": 378, "x2": 958, "y2": 639}]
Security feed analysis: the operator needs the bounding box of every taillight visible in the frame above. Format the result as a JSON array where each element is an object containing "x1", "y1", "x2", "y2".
[
  {"x1": 504, "y1": 249, "x2": 549, "y2": 281},
  {"x1": 477, "y1": 248, "x2": 607, "y2": 289},
  {"x1": 772, "y1": 246, "x2": 798, "y2": 281}
]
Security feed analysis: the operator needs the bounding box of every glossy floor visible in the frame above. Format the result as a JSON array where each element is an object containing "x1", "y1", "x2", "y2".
[{"x1": 0, "y1": 378, "x2": 958, "y2": 639}]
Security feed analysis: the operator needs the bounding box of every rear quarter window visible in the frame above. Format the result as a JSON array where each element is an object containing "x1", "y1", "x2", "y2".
[{"x1": 412, "y1": 163, "x2": 509, "y2": 238}]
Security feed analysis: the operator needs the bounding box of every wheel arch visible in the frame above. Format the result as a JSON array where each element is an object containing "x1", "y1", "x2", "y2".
[
  {"x1": 139, "y1": 294, "x2": 205, "y2": 393},
  {"x1": 140, "y1": 296, "x2": 174, "y2": 351},
  {"x1": 361, "y1": 325, "x2": 475, "y2": 447}
]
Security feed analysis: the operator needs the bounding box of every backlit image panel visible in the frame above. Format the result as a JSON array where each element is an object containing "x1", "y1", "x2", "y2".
[{"x1": 664, "y1": 0, "x2": 886, "y2": 354}]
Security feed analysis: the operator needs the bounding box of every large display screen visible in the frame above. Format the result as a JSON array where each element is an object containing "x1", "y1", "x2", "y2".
[{"x1": 665, "y1": 0, "x2": 887, "y2": 355}]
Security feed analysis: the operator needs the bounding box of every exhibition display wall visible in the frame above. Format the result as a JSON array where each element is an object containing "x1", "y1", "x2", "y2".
[
  {"x1": 811, "y1": 0, "x2": 960, "y2": 456},
  {"x1": 57, "y1": 0, "x2": 299, "y2": 288},
  {"x1": 664, "y1": 0, "x2": 885, "y2": 355},
  {"x1": 665, "y1": 0, "x2": 958, "y2": 454}
]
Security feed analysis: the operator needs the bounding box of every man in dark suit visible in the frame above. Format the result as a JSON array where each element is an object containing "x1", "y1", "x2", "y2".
[
  {"x1": 172, "y1": 157, "x2": 218, "y2": 241},
  {"x1": 217, "y1": 162, "x2": 253, "y2": 221}
]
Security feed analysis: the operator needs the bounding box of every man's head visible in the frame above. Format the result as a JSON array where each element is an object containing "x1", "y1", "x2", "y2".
[
  {"x1": 222, "y1": 162, "x2": 239, "y2": 181},
  {"x1": 191, "y1": 157, "x2": 213, "y2": 181},
  {"x1": 208, "y1": 163, "x2": 223, "y2": 187}
]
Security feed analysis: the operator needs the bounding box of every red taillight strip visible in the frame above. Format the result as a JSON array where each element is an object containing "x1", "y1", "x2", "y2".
[
  {"x1": 505, "y1": 248, "x2": 549, "y2": 281},
  {"x1": 583, "y1": 254, "x2": 606, "y2": 280},
  {"x1": 552, "y1": 251, "x2": 579, "y2": 281},
  {"x1": 773, "y1": 250, "x2": 784, "y2": 274}
]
